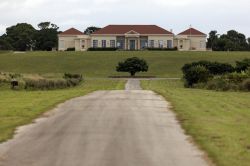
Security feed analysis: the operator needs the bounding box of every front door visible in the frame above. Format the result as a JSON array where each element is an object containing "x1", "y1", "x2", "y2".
[{"x1": 129, "y1": 40, "x2": 136, "y2": 50}]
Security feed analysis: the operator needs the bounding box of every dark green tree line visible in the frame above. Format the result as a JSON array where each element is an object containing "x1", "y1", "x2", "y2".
[
  {"x1": 0, "y1": 22, "x2": 59, "y2": 51},
  {"x1": 207, "y1": 30, "x2": 250, "y2": 51}
]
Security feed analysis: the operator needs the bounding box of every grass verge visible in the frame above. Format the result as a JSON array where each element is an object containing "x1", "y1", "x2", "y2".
[
  {"x1": 0, "y1": 79, "x2": 125, "y2": 143},
  {"x1": 141, "y1": 80, "x2": 250, "y2": 166}
]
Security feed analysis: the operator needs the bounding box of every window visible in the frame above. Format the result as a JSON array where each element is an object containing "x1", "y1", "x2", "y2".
[
  {"x1": 167, "y1": 40, "x2": 172, "y2": 48},
  {"x1": 149, "y1": 40, "x2": 154, "y2": 48},
  {"x1": 159, "y1": 40, "x2": 163, "y2": 48},
  {"x1": 117, "y1": 40, "x2": 124, "y2": 49},
  {"x1": 110, "y1": 40, "x2": 116, "y2": 48},
  {"x1": 93, "y1": 40, "x2": 98, "y2": 48},
  {"x1": 102, "y1": 40, "x2": 106, "y2": 48},
  {"x1": 140, "y1": 40, "x2": 148, "y2": 49}
]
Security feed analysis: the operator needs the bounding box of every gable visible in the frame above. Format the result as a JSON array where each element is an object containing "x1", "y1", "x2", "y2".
[
  {"x1": 59, "y1": 28, "x2": 84, "y2": 35},
  {"x1": 125, "y1": 30, "x2": 140, "y2": 35},
  {"x1": 178, "y1": 28, "x2": 206, "y2": 36}
]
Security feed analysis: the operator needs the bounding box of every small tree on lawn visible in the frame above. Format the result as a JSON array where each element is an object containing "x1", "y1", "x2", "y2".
[{"x1": 116, "y1": 57, "x2": 149, "y2": 76}]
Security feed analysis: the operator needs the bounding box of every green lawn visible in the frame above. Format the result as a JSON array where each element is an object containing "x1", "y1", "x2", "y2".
[
  {"x1": 142, "y1": 80, "x2": 250, "y2": 166},
  {"x1": 0, "y1": 79, "x2": 125, "y2": 143},
  {"x1": 0, "y1": 51, "x2": 249, "y2": 78},
  {"x1": 0, "y1": 51, "x2": 250, "y2": 165}
]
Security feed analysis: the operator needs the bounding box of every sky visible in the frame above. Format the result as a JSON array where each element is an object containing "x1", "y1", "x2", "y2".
[{"x1": 0, "y1": 0, "x2": 250, "y2": 37}]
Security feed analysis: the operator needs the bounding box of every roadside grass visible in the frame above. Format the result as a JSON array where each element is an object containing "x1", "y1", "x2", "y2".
[
  {"x1": 0, "y1": 79, "x2": 125, "y2": 143},
  {"x1": 0, "y1": 51, "x2": 249, "y2": 78},
  {"x1": 141, "y1": 80, "x2": 250, "y2": 166}
]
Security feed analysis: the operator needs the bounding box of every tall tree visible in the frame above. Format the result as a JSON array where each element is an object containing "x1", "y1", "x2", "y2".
[
  {"x1": 247, "y1": 38, "x2": 250, "y2": 50},
  {"x1": 34, "y1": 22, "x2": 59, "y2": 51},
  {"x1": 208, "y1": 30, "x2": 249, "y2": 51},
  {"x1": 38, "y1": 22, "x2": 51, "y2": 30},
  {"x1": 207, "y1": 30, "x2": 219, "y2": 50},
  {"x1": 84, "y1": 26, "x2": 101, "y2": 35},
  {"x1": 4, "y1": 23, "x2": 36, "y2": 51},
  {"x1": 0, "y1": 35, "x2": 13, "y2": 50},
  {"x1": 221, "y1": 30, "x2": 248, "y2": 51}
]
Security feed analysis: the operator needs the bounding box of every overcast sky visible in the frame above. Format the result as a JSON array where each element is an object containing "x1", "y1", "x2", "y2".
[{"x1": 0, "y1": 0, "x2": 249, "y2": 37}]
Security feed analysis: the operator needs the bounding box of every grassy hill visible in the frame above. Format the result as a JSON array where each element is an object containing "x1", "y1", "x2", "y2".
[
  {"x1": 0, "y1": 51, "x2": 250, "y2": 166},
  {"x1": 0, "y1": 51, "x2": 249, "y2": 78}
]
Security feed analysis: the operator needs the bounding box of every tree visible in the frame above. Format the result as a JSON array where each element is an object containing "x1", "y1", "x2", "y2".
[
  {"x1": 247, "y1": 38, "x2": 250, "y2": 50},
  {"x1": 207, "y1": 30, "x2": 219, "y2": 50},
  {"x1": 235, "y1": 58, "x2": 250, "y2": 72},
  {"x1": 116, "y1": 57, "x2": 149, "y2": 76},
  {"x1": 0, "y1": 38, "x2": 13, "y2": 50},
  {"x1": 38, "y1": 22, "x2": 51, "y2": 30},
  {"x1": 207, "y1": 30, "x2": 249, "y2": 51},
  {"x1": 34, "y1": 22, "x2": 59, "y2": 51},
  {"x1": 183, "y1": 65, "x2": 210, "y2": 87},
  {"x1": 4, "y1": 23, "x2": 36, "y2": 51},
  {"x1": 84, "y1": 26, "x2": 101, "y2": 35}
]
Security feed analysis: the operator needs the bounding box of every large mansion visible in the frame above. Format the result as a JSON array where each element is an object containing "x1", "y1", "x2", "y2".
[{"x1": 58, "y1": 25, "x2": 207, "y2": 51}]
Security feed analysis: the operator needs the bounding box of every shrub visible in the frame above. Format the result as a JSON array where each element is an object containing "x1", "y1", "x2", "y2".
[
  {"x1": 235, "y1": 58, "x2": 250, "y2": 72},
  {"x1": 66, "y1": 78, "x2": 81, "y2": 87},
  {"x1": 224, "y1": 71, "x2": 249, "y2": 83},
  {"x1": 24, "y1": 79, "x2": 68, "y2": 90},
  {"x1": 116, "y1": 57, "x2": 148, "y2": 76},
  {"x1": 64, "y1": 73, "x2": 83, "y2": 87},
  {"x1": 206, "y1": 78, "x2": 238, "y2": 91},
  {"x1": 207, "y1": 62, "x2": 235, "y2": 75},
  {"x1": 241, "y1": 79, "x2": 250, "y2": 91},
  {"x1": 147, "y1": 47, "x2": 177, "y2": 51},
  {"x1": 88, "y1": 47, "x2": 118, "y2": 51},
  {"x1": 66, "y1": 47, "x2": 75, "y2": 51},
  {"x1": 182, "y1": 61, "x2": 234, "y2": 75},
  {"x1": 183, "y1": 65, "x2": 211, "y2": 87},
  {"x1": 64, "y1": 73, "x2": 83, "y2": 80}
]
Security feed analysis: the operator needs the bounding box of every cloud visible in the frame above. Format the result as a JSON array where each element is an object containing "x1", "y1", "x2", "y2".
[{"x1": 0, "y1": 0, "x2": 249, "y2": 37}]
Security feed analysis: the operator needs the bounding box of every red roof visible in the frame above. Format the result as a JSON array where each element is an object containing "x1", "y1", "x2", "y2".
[
  {"x1": 178, "y1": 28, "x2": 206, "y2": 36},
  {"x1": 59, "y1": 28, "x2": 84, "y2": 35},
  {"x1": 92, "y1": 25, "x2": 173, "y2": 35}
]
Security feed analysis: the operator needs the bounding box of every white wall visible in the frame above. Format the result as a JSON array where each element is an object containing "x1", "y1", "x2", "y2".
[
  {"x1": 91, "y1": 36, "x2": 117, "y2": 47},
  {"x1": 148, "y1": 35, "x2": 174, "y2": 48}
]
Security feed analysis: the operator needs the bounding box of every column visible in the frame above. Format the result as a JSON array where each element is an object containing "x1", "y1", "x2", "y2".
[
  {"x1": 125, "y1": 38, "x2": 127, "y2": 50},
  {"x1": 138, "y1": 38, "x2": 140, "y2": 50}
]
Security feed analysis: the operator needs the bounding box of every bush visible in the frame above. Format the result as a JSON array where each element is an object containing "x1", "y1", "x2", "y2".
[
  {"x1": 183, "y1": 65, "x2": 211, "y2": 87},
  {"x1": 241, "y1": 79, "x2": 250, "y2": 91},
  {"x1": 116, "y1": 57, "x2": 148, "y2": 76},
  {"x1": 235, "y1": 58, "x2": 250, "y2": 72},
  {"x1": 64, "y1": 73, "x2": 83, "y2": 87},
  {"x1": 206, "y1": 77, "x2": 238, "y2": 91},
  {"x1": 147, "y1": 47, "x2": 177, "y2": 51},
  {"x1": 24, "y1": 73, "x2": 83, "y2": 90},
  {"x1": 66, "y1": 47, "x2": 75, "y2": 51},
  {"x1": 224, "y1": 71, "x2": 249, "y2": 83},
  {"x1": 24, "y1": 79, "x2": 68, "y2": 90},
  {"x1": 205, "y1": 73, "x2": 250, "y2": 91},
  {"x1": 88, "y1": 47, "x2": 118, "y2": 51},
  {"x1": 182, "y1": 61, "x2": 234, "y2": 75},
  {"x1": 64, "y1": 73, "x2": 83, "y2": 80}
]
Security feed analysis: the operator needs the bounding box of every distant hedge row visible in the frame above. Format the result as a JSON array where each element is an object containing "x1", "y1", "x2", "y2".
[
  {"x1": 88, "y1": 47, "x2": 118, "y2": 51},
  {"x1": 0, "y1": 73, "x2": 83, "y2": 90},
  {"x1": 87, "y1": 47, "x2": 178, "y2": 51}
]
